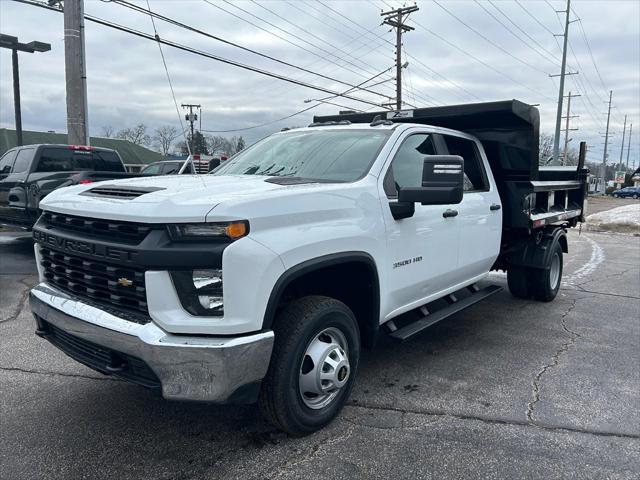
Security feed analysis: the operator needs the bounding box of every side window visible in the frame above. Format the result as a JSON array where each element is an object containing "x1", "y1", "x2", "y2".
[
  {"x1": 36, "y1": 149, "x2": 73, "y2": 172},
  {"x1": 141, "y1": 163, "x2": 162, "y2": 175},
  {"x1": 0, "y1": 150, "x2": 17, "y2": 174},
  {"x1": 162, "y1": 163, "x2": 180, "y2": 174},
  {"x1": 384, "y1": 134, "x2": 436, "y2": 198},
  {"x1": 12, "y1": 148, "x2": 34, "y2": 174},
  {"x1": 442, "y1": 136, "x2": 488, "y2": 192}
]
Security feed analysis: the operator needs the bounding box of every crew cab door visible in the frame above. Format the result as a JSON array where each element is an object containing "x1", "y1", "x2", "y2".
[
  {"x1": 379, "y1": 132, "x2": 462, "y2": 317},
  {"x1": 0, "y1": 149, "x2": 18, "y2": 213},
  {"x1": 441, "y1": 134, "x2": 502, "y2": 281},
  {"x1": 0, "y1": 147, "x2": 33, "y2": 222}
]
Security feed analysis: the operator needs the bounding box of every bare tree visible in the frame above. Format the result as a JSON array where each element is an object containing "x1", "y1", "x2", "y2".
[
  {"x1": 117, "y1": 123, "x2": 151, "y2": 146},
  {"x1": 539, "y1": 132, "x2": 554, "y2": 165},
  {"x1": 153, "y1": 125, "x2": 180, "y2": 156},
  {"x1": 100, "y1": 125, "x2": 115, "y2": 138},
  {"x1": 206, "y1": 135, "x2": 228, "y2": 155}
]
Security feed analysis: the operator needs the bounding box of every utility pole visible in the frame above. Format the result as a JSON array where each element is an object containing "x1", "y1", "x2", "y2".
[
  {"x1": 0, "y1": 34, "x2": 50, "y2": 146},
  {"x1": 381, "y1": 5, "x2": 418, "y2": 110},
  {"x1": 618, "y1": 114, "x2": 627, "y2": 169},
  {"x1": 64, "y1": 0, "x2": 90, "y2": 145},
  {"x1": 181, "y1": 103, "x2": 201, "y2": 153},
  {"x1": 551, "y1": 0, "x2": 578, "y2": 164},
  {"x1": 626, "y1": 123, "x2": 632, "y2": 170},
  {"x1": 601, "y1": 90, "x2": 613, "y2": 193},
  {"x1": 562, "y1": 91, "x2": 580, "y2": 165}
]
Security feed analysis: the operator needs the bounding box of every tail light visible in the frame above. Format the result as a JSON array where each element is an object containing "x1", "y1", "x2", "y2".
[
  {"x1": 69, "y1": 145, "x2": 93, "y2": 151},
  {"x1": 78, "y1": 179, "x2": 93, "y2": 184}
]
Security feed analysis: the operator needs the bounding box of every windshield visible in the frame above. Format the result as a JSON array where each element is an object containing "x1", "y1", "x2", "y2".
[{"x1": 213, "y1": 129, "x2": 390, "y2": 182}]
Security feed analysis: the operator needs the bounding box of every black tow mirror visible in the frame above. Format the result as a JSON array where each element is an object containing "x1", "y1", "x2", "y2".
[{"x1": 398, "y1": 155, "x2": 464, "y2": 205}]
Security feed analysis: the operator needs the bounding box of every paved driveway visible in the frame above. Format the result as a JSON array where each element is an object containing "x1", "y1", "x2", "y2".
[{"x1": 1, "y1": 228, "x2": 638, "y2": 479}]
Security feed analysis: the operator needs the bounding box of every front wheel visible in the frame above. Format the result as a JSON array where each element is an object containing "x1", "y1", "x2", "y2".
[
  {"x1": 613, "y1": 193, "x2": 620, "y2": 198},
  {"x1": 259, "y1": 296, "x2": 360, "y2": 436},
  {"x1": 530, "y1": 242, "x2": 563, "y2": 302},
  {"x1": 633, "y1": 194, "x2": 639, "y2": 199}
]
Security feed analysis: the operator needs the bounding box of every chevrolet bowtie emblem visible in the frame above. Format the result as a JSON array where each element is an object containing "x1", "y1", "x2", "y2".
[{"x1": 117, "y1": 277, "x2": 133, "y2": 287}]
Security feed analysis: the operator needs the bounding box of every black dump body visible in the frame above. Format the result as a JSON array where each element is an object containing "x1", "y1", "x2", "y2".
[{"x1": 314, "y1": 100, "x2": 588, "y2": 232}]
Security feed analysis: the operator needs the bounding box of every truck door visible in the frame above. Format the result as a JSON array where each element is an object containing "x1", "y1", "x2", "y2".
[
  {"x1": 0, "y1": 149, "x2": 18, "y2": 214},
  {"x1": 441, "y1": 134, "x2": 502, "y2": 282},
  {"x1": 0, "y1": 147, "x2": 33, "y2": 223},
  {"x1": 380, "y1": 132, "x2": 462, "y2": 318}
]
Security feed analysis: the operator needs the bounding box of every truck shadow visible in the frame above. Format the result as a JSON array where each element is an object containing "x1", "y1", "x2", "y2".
[{"x1": 20, "y1": 281, "x2": 575, "y2": 476}]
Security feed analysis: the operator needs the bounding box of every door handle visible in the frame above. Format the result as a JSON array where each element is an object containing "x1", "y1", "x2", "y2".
[
  {"x1": 490, "y1": 204, "x2": 501, "y2": 211},
  {"x1": 442, "y1": 209, "x2": 458, "y2": 218}
]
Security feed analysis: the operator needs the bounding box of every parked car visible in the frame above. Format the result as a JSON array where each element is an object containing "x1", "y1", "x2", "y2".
[
  {"x1": 141, "y1": 155, "x2": 225, "y2": 176},
  {"x1": 29, "y1": 100, "x2": 587, "y2": 435},
  {"x1": 0, "y1": 144, "x2": 141, "y2": 229},
  {"x1": 140, "y1": 160, "x2": 191, "y2": 175},
  {"x1": 612, "y1": 186, "x2": 640, "y2": 199}
]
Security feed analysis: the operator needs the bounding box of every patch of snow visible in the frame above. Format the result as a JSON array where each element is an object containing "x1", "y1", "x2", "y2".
[
  {"x1": 586, "y1": 204, "x2": 640, "y2": 229},
  {"x1": 562, "y1": 234, "x2": 604, "y2": 286}
]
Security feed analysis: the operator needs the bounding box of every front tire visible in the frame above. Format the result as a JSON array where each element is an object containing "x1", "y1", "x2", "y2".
[
  {"x1": 259, "y1": 296, "x2": 360, "y2": 436},
  {"x1": 613, "y1": 193, "x2": 620, "y2": 198},
  {"x1": 530, "y1": 242, "x2": 563, "y2": 302},
  {"x1": 633, "y1": 194, "x2": 639, "y2": 199}
]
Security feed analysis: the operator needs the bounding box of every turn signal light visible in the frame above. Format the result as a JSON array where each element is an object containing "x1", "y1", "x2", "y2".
[{"x1": 225, "y1": 222, "x2": 247, "y2": 239}]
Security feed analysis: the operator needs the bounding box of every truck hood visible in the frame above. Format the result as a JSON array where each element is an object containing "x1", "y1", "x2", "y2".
[{"x1": 39, "y1": 175, "x2": 304, "y2": 223}]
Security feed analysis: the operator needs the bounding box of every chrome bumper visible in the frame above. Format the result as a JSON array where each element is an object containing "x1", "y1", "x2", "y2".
[{"x1": 30, "y1": 283, "x2": 274, "y2": 403}]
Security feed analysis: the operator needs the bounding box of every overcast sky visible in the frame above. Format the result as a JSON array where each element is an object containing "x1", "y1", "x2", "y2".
[{"x1": 1, "y1": 0, "x2": 638, "y2": 166}]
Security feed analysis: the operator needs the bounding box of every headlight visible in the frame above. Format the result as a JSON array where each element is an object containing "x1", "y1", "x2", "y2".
[
  {"x1": 170, "y1": 269, "x2": 223, "y2": 316},
  {"x1": 167, "y1": 221, "x2": 249, "y2": 241}
]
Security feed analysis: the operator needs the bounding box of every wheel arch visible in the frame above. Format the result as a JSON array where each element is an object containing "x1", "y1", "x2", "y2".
[
  {"x1": 509, "y1": 227, "x2": 567, "y2": 270},
  {"x1": 262, "y1": 252, "x2": 381, "y2": 349}
]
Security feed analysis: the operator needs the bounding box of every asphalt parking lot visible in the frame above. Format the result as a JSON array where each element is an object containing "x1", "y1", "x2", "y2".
[{"x1": 1, "y1": 209, "x2": 638, "y2": 479}]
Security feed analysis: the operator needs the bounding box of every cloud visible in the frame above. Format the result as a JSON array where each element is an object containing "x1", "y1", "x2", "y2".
[{"x1": 0, "y1": 0, "x2": 638, "y2": 164}]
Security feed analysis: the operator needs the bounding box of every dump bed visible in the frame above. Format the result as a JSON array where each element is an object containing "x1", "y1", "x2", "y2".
[{"x1": 314, "y1": 100, "x2": 588, "y2": 232}]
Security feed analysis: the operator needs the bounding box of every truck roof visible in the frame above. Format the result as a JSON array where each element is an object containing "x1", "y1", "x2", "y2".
[
  {"x1": 314, "y1": 99, "x2": 541, "y2": 182},
  {"x1": 9, "y1": 143, "x2": 117, "y2": 153}
]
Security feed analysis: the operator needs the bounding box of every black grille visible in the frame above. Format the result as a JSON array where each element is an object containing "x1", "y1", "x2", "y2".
[
  {"x1": 37, "y1": 318, "x2": 160, "y2": 389},
  {"x1": 41, "y1": 211, "x2": 154, "y2": 243},
  {"x1": 39, "y1": 246, "x2": 150, "y2": 319}
]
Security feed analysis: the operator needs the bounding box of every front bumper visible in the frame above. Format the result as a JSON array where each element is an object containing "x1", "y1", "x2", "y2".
[{"x1": 30, "y1": 283, "x2": 274, "y2": 403}]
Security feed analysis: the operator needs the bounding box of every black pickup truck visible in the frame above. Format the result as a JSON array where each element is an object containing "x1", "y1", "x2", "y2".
[{"x1": 0, "y1": 144, "x2": 139, "y2": 229}]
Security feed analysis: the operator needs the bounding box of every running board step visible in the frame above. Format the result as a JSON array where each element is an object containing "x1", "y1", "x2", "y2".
[{"x1": 388, "y1": 285, "x2": 503, "y2": 342}]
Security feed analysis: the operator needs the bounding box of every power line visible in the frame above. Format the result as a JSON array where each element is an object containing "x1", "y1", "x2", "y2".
[
  {"x1": 433, "y1": 0, "x2": 550, "y2": 76},
  {"x1": 314, "y1": 0, "x2": 475, "y2": 103},
  {"x1": 213, "y1": 0, "x2": 390, "y2": 97},
  {"x1": 281, "y1": 1, "x2": 403, "y2": 93},
  {"x1": 238, "y1": 0, "x2": 438, "y2": 107},
  {"x1": 486, "y1": 0, "x2": 562, "y2": 65},
  {"x1": 14, "y1": 0, "x2": 391, "y2": 110},
  {"x1": 316, "y1": 0, "x2": 481, "y2": 103},
  {"x1": 250, "y1": 0, "x2": 380, "y2": 79},
  {"x1": 201, "y1": 103, "x2": 321, "y2": 134},
  {"x1": 572, "y1": 11, "x2": 610, "y2": 98},
  {"x1": 407, "y1": 18, "x2": 555, "y2": 102},
  {"x1": 515, "y1": 0, "x2": 556, "y2": 36},
  {"x1": 381, "y1": 4, "x2": 419, "y2": 110},
  {"x1": 203, "y1": 66, "x2": 396, "y2": 133},
  {"x1": 143, "y1": 0, "x2": 190, "y2": 155},
  {"x1": 111, "y1": 0, "x2": 392, "y2": 101}
]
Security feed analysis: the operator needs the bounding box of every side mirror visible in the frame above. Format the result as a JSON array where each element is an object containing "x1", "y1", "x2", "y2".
[{"x1": 398, "y1": 155, "x2": 464, "y2": 205}]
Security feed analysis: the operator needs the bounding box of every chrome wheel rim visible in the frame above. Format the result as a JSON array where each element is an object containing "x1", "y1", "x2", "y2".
[
  {"x1": 299, "y1": 327, "x2": 350, "y2": 410},
  {"x1": 549, "y1": 253, "x2": 561, "y2": 290}
]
